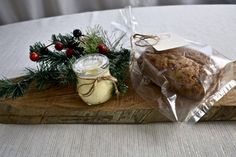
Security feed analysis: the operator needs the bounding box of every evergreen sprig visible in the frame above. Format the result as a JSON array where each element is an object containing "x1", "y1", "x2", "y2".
[
  {"x1": 26, "y1": 64, "x2": 77, "y2": 89},
  {"x1": 82, "y1": 25, "x2": 126, "y2": 53},
  {"x1": 0, "y1": 76, "x2": 32, "y2": 98},
  {"x1": 108, "y1": 49, "x2": 130, "y2": 93},
  {"x1": 82, "y1": 26, "x2": 106, "y2": 54},
  {"x1": 0, "y1": 26, "x2": 130, "y2": 99}
]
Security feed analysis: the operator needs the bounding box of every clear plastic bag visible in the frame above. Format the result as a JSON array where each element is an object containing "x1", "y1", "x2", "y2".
[
  {"x1": 112, "y1": 6, "x2": 236, "y2": 122},
  {"x1": 131, "y1": 35, "x2": 236, "y2": 122}
]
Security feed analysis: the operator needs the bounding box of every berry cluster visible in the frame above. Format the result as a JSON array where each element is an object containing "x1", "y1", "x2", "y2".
[{"x1": 29, "y1": 29, "x2": 109, "y2": 62}]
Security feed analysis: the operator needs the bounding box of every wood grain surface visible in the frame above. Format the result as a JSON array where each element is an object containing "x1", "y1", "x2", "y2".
[
  {"x1": 0, "y1": 81, "x2": 170, "y2": 124},
  {"x1": 0, "y1": 62, "x2": 236, "y2": 124}
]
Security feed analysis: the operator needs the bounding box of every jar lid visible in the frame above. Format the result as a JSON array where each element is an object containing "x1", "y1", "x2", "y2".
[{"x1": 72, "y1": 53, "x2": 109, "y2": 78}]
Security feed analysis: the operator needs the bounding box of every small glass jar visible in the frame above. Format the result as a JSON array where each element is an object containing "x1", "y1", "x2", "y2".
[{"x1": 72, "y1": 54, "x2": 114, "y2": 105}]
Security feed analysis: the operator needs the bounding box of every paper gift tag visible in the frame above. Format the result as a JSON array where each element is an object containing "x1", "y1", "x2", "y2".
[{"x1": 152, "y1": 33, "x2": 188, "y2": 51}]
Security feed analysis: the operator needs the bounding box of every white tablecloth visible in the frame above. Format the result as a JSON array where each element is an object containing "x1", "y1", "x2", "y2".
[
  {"x1": 1, "y1": 0, "x2": 234, "y2": 25},
  {"x1": 0, "y1": 5, "x2": 236, "y2": 157}
]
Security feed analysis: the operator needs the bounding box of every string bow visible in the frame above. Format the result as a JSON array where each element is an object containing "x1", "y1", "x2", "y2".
[{"x1": 77, "y1": 75, "x2": 119, "y2": 97}]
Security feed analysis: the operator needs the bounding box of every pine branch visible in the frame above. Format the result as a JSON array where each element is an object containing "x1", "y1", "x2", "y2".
[
  {"x1": 0, "y1": 64, "x2": 77, "y2": 99},
  {"x1": 40, "y1": 51, "x2": 69, "y2": 67},
  {"x1": 0, "y1": 76, "x2": 33, "y2": 99},
  {"x1": 51, "y1": 34, "x2": 74, "y2": 46},
  {"x1": 108, "y1": 49, "x2": 130, "y2": 93},
  {"x1": 0, "y1": 26, "x2": 130, "y2": 99},
  {"x1": 26, "y1": 63, "x2": 77, "y2": 89},
  {"x1": 30, "y1": 42, "x2": 46, "y2": 53},
  {"x1": 82, "y1": 25, "x2": 126, "y2": 52},
  {"x1": 82, "y1": 26, "x2": 105, "y2": 53}
]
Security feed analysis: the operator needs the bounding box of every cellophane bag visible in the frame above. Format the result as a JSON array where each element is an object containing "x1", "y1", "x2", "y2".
[
  {"x1": 112, "y1": 7, "x2": 236, "y2": 122},
  {"x1": 130, "y1": 34, "x2": 236, "y2": 122}
]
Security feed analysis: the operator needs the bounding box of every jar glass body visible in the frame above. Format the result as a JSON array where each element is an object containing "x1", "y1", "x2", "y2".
[{"x1": 73, "y1": 54, "x2": 114, "y2": 105}]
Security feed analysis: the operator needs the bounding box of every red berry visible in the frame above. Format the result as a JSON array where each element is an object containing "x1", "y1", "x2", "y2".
[
  {"x1": 97, "y1": 43, "x2": 109, "y2": 54},
  {"x1": 30, "y1": 52, "x2": 40, "y2": 62},
  {"x1": 66, "y1": 48, "x2": 75, "y2": 58},
  {"x1": 55, "y1": 42, "x2": 64, "y2": 51}
]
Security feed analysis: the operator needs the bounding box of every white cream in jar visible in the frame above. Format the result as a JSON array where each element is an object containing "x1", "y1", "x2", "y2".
[{"x1": 72, "y1": 54, "x2": 115, "y2": 105}]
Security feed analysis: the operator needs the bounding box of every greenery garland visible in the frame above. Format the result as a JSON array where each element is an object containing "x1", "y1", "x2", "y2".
[{"x1": 0, "y1": 26, "x2": 130, "y2": 99}]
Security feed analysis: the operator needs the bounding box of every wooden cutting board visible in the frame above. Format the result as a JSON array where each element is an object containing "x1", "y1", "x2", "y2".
[{"x1": 0, "y1": 63, "x2": 236, "y2": 124}]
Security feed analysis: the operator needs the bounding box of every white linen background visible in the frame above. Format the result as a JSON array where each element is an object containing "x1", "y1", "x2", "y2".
[
  {"x1": 0, "y1": 0, "x2": 235, "y2": 25},
  {"x1": 0, "y1": 5, "x2": 236, "y2": 157}
]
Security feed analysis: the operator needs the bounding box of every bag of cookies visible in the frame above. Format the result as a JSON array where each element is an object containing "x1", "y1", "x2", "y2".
[{"x1": 130, "y1": 33, "x2": 236, "y2": 122}]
